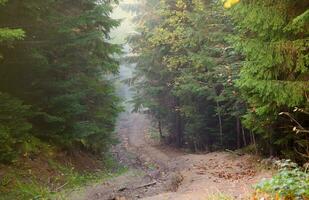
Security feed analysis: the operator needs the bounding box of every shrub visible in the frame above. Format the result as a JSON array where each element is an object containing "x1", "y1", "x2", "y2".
[
  {"x1": 255, "y1": 160, "x2": 309, "y2": 199},
  {"x1": 0, "y1": 92, "x2": 32, "y2": 163}
]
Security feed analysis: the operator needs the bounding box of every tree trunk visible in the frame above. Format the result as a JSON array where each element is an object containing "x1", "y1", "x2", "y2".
[
  {"x1": 241, "y1": 124, "x2": 247, "y2": 146},
  {"x1": 175, "y1": 112, "x2": 182, "y2": 147},
  {"x1": 158, "y1": 118, "x2": 163, "y2": 139},
  {"x1": 236, "y1": 117, "x2": 241, "y2": 148},
  {"x1": 174, "y1": 98, "x2": 183, "y2": 147},
  {"x1": 269, "y1": 133, "x2": 274, "y2": 156},
  {"x1": 194, "y1": 140, "x2": 198, "y2": 152},
  {"x1": 216, "y1": 100, "x2": 223, "y2": 146},
  {"x1": 251, "y1": 131, "x2": 257, "y2": 155}
]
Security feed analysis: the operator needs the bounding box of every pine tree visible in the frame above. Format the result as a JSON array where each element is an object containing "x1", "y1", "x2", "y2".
[
  {"x1": 229, "y1": 0, "x2": 309, "y2": 160},
  {"x1": 0, "y1": 0, "x2": 121, "y2": 160}
]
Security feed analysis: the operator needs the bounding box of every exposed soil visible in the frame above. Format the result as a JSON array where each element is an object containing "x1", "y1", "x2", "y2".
[{"x1": 69, "y1": 113, "x2": 271, "y2": 200}]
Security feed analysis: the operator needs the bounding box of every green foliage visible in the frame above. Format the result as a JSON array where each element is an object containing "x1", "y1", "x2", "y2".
[
  {"x1": 129, "y1": 0, "x2": 309, "y2": 161},
  {"x1": 0, "y1": 0, "x2": 7, "y2": 5},
  {"x1": 0, "y1": 0, "x2": 121, "y2": 162},
  {"x1": 148, "y1": 126, "x2": 162, "y2": 141},
  {"x1": 13, "y1": 180, "x2": 51, "y2": 200},
  {"x1": 229, "y1": 0, "x2": 309, "y2": 160},
  {"x1": 255, "y1": 160, "x2": 309, "y2": 199},
  {"x1": 0, "y1": 28, "x2": 24, "y2": 43},
  {"x1": 0, "y1": 93, "x2": 32, "y2": 163},
  {"x1": 0, "y1": 0, "x2": 25, "y2": 59},
  {"x1": 0, "y1": 157, "x2": 128, "y2": 200},
  {"x1": 129, "y1": 0, "x2": 245, "y2": 150}
]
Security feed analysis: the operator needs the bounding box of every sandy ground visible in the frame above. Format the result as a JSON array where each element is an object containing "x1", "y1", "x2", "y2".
[{"x1": 68, "y1": 113, "x2": 271, "y2": 200}]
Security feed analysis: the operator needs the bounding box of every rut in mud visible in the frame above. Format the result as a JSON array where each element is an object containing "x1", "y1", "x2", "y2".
[{"x1": 69, "y1": 113, "x2": 271, "y2": 200}]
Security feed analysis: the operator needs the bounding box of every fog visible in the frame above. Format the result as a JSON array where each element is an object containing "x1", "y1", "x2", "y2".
[{"x1": 110, "y1": 0, "x2": 137, "y2": 112}]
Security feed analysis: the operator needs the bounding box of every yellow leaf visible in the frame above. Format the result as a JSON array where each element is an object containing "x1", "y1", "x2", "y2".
[
  {"x1": 224, "y1": 0, "x2": 239, "y2": 9},
  {"x1": 224, "y1": 1, "x2": 231, "y2": 8}
]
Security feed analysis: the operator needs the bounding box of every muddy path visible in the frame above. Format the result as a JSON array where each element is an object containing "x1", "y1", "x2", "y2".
[{"x1": 69, "y1": 113, "x2": 271, "y2": 200}]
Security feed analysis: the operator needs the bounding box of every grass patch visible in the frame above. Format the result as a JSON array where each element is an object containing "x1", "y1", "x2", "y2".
[
  {"x1": 0, "y1": 151, "x2": 128, "y2": 200},
  {"x1": 55, "y1": 165, "x2": 128, "y2": 200}
]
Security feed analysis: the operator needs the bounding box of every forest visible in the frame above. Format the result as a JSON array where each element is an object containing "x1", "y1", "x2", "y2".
[
  {"x1": 0, "y1": 0, "x2": 308, "y2": 199},
  {"x1": 129, "y1": 0, "x2": 309, "y2": 162}
]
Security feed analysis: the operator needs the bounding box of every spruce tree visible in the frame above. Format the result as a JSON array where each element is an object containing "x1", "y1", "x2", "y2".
[
  {"x1": 0, "y1": 0, "x2": 121, "y2": 159},
  {"x1": 230, "y1": 0, "x2": 309, "y2": 160}
]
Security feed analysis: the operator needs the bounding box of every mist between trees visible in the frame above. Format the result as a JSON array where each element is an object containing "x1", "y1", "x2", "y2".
[
  {"x1": 0, "y1": 0, "x2": 308, "y2": 165},
  {"x1": 0, "y1": 0, "x2": 122, "y2": 163},
  {"x1": 125, "y1": 0, "x2": 309, "y2": 163}
]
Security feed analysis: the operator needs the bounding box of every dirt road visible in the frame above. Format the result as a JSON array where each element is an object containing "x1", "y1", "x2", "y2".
[{"x1": 69, "y1": 113, "x2": 270, "y2": 200}]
